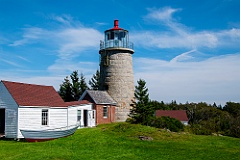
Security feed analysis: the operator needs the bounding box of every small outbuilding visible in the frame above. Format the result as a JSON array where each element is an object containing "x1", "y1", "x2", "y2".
[
  {"x1": 80, "y1": 90, "x2": 116, "y2": 125},
  {"x1": 155, "y1": 110, "x2": 189, "y2": 125}
]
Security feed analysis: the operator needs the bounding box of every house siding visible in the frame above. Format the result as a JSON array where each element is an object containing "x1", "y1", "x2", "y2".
[
  {"x1": 68, "y1": 104, "x2": 95, "y2": 127},
  {"x1": 0, "y1": 82, "x2": 18, "y2": 138},
  {"x1": 95, "y1": 104, "x2": 115, "y2": 125},
  {"x1": 18, "y1": 107, "x2": 68, "y2": 138},
  {"x1": 49, "y1": 108, "x2": 68, "y2": 129}
]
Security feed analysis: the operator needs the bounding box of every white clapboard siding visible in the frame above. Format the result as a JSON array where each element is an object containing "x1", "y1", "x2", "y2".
[
  {"x1": 0, "y1": 82, "x2": 18, "y2": 138},
  {"x1": 18, "y1": 107, "x2": 68, "y2": 138},
  {"x1": 68, "y1": 104, "x2": 95, "y2": 128},
  {"x1": 48, "y1": 108, "x2": 68, "y2": 129},
  {"x1": 68, "y1": 107, "x2": 78, "y2": 127}
]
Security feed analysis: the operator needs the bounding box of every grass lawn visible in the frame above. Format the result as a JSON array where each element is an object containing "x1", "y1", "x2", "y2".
[{"x1": 0, "y1": 123, "x2": 239, "y2": 160}]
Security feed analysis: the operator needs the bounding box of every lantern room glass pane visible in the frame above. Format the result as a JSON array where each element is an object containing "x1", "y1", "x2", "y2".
[{"x1": 104, "y1": 30, "x2": 129, "y2": 49}]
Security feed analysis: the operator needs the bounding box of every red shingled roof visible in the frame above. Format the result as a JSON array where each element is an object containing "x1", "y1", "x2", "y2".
[
  {"x1": 155, "y1": 110, "x2": 189, "y2": 121},
  {"x1": 1, "y1": 80, "x2": 93, "y2": 107},
  {"x1": 2, "y1": 80, "x2": 66, "y2": 107}
]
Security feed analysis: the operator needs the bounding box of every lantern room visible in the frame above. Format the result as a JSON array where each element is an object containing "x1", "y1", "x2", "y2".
[{"x1": 100, "y1": 20, "x2": 134, "y2": 50}]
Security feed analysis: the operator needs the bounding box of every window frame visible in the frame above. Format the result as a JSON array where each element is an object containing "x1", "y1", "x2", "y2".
[
  {"x1": 103, "y1": 106, "x2": 108, "y2": 118},
  {"x1": 77, "y1": 110, "x2": 81, "y2": 122},
  {"x1": 42, "y1": 109, "x2": 48, "y2": 126}
]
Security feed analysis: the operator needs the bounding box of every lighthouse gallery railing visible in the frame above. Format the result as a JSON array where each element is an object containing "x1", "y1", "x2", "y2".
[{"x1": 100, "y1": 40, "x2": 134, "y2": 50}]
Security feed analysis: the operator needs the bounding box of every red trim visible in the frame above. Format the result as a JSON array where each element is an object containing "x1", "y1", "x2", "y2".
[
  {"x1": 25, "y1": 138, "x2": 55, "y2": 142},
  {"x1": 108, "y1": 19, "x2": 123, "y2": 31}
]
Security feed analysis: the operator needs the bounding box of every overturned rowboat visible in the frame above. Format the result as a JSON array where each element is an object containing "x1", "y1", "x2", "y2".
[{"x1": 20, "y1": 125, "x2": 79, "y2": 142}]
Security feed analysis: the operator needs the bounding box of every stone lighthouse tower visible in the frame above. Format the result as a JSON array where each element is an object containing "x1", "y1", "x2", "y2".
[{"x1": 99, "y1": 20, "x2": 134, "y2": 122}]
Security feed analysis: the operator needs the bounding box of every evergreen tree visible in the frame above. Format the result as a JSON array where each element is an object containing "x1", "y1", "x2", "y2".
[
  {"x1": 59, "y1": 71, "x2": 89, "y2": 102},
  {"x1": 129, "y1": 79, "x2": 154, "y2": 124},
  {"x1": 89, "y1": 69, "x2": 100, "y2": 90},
  {"x1": 223, "y1": 102, "x2": 240, "y2": 117},
  {"x1": 70, "y1": 70, "x2": 81, "y2": 100},
  {"x1": 79, "y1": 73, "x2": 89, "y2": 96},
  {"x1": 59, "y1": 76, "x2": 74, "y2": 102}
]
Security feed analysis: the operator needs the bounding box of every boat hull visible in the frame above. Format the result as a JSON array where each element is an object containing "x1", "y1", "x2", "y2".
[{"x1": 20, "y1": 126, "x2": 78, "y2": 142}]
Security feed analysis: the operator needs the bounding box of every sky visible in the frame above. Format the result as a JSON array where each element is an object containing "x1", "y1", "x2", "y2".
[{"x1": 0, "y1": 0, "x2": 240, "y2": 105}]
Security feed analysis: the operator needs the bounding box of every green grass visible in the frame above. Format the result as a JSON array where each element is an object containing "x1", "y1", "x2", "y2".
[{"x1": 0, "y1": 123, "x2": 240, "y2": 160}]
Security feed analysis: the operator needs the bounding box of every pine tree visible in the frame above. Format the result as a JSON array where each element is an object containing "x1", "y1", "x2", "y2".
[
  {"x1": 58, "y1": 71, "x2": 89, "y2": 102},
  {"x1": 70, "y1": 70, "x2": 81, "y2": 100},
  {"x1": 79, "y1": 73, "x2": 89, "y2": 96},
  {"x1": 129, "y1": 79, "x2": 154, "y2": 124},
  {"x1": 59, "y1": 76, "x2": 74, "y2": 102},
  {"x1": 89, "y1": 70, "x2": 100, "y2": 90}
]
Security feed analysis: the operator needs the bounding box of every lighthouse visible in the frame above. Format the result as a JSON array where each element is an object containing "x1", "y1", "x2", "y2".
[{"x1": 99, "y1": 20, "x2": 134, "y2": 122}]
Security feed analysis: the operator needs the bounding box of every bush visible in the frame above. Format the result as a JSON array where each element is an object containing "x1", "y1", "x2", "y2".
[
  {"x1": 190, "y1": 124, "x2": 212, "y2": 135},
  {"x1": 150, "y1": 116, "x2": 184, "y2": 132},
  {"x1": 126, "y1": 117, "x2": 139, "y2": 124},
  {"x1": 229, "y1": 116, "x2": 240, "y2": 138}
]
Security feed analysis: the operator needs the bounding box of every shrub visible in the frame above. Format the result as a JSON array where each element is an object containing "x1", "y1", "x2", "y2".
[
  {"x1": 150, "y1": 116, "x2": 184, "y2": 132},
  {"x1": 190, "y1": 124, "x2": 212, "y2": 135},
  {"x1": 126, "y1": 118, "x2": 136, "y2": 124},
  {"x1": 229, "y1": 116, "x2": 240, "y2": 138}
]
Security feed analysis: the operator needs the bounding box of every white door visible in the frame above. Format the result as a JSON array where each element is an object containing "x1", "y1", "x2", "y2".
[{"x1": 87, "y1": 110, "x2": 96, "y2": 127}]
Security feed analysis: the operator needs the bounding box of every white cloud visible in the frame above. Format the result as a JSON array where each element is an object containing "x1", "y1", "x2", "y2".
[
  {"x1": 170, "y1": 49, "x2": 197, "y2": 63},
  {"x1": 134, "y1": 52, "x2": 240, "y2": 105},
  {"x1": 16, "y1": 56, "x2": 31, "y2": 63},
  {"x1": 132, "y1": 30, "x2": 219, "y2": 49},
  {"x1": 0, "y1": 58, "x2": 23, "y2": 67},
  {"x1": 9, "y1": 27, "x2": 47, "y2": 46},
  {"x1": 52, "y1": 14, "x2": 74, "y2": 27},
  {"x1": 47, "y1": 58, "x2": 98, "y2": 75},
  {"x1": 132, "y1": 7, "x2": 240, "y2": 50},
  {"x1": 7, "y1": 15, "x2": 102, "y2": 74},
  {"x1": 56, "y1": 27, "x2": 102, "y2": 59},
  {"x1": 10, "y1": 26, "x2": 102, "y2": 58},
  {"x1": 145, "y1": 7, "x2": 180, "y2": 22}
]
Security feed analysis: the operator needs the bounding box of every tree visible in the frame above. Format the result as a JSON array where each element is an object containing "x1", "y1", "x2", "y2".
[
  {"x1": 129, "y1": 79, "x2": 154, "y2": 125},
  {"x1": 223, "y1": 102, "x2": 240, "y2": 117},
  {"x1": 59, "y1": 76, "x2": 74, "y2": 102},
  {"x1": 149, "y1": 100, "x2": 165, "y2": 110},
  {"x1": 58, "y1": 71, "x2": 89, "y2": 102},
  {"x1": 70, "y1": 71, "x2": 81, "y2": 100},
  {"x1": 89, "y1": 70, "x2": 100, "y2": 90},
  {"x1": 79, "y1": 73, "x2": 89, "y2": 96}
]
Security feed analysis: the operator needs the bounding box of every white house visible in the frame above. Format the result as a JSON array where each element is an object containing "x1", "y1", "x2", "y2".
[{"x1": 0, "y1": 80, "x2": 96, "y2": 139}]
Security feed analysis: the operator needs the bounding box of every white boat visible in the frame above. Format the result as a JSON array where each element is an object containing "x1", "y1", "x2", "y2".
[{"x1": 20, "y1": 125, "x2": 79, "y2": 142}]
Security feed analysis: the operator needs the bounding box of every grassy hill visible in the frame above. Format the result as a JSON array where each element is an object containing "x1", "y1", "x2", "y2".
[{"x1": 0, "y1": 123, "x2": 240, "y2": 160}]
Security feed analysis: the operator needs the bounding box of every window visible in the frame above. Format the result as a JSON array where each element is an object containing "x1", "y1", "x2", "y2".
[
  {"x1": 103, "y1": 106, "x2": 108, "y2": 118},
  {"x1": 92, "y1": 110, "x2": 95, "y2": 119},
  {"x1": 42, "y1": 109, "x2": 48, "y2": 125},
  {"x1": 77, "y1": 110, "x2": 81, "y2": 122}
]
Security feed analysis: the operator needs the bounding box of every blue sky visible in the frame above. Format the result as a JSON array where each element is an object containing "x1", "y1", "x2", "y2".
[{"x1": 0, "y1": 0, "x2": 240, "y2": 105}]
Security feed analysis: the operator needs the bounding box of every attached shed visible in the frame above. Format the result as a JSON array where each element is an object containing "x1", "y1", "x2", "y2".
[
  {"x1": 80, "y1": 90, "x2": 116, "y2": 125},
  {"x1": 65, "y1": 101, "x2": 96, "y2": 128},
  {"x1": 155, "y1": 110, "x2": 189, "y2": 125},
  {"x1": 0, "y1": 80, "x2": 95, "y2": 139}
]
